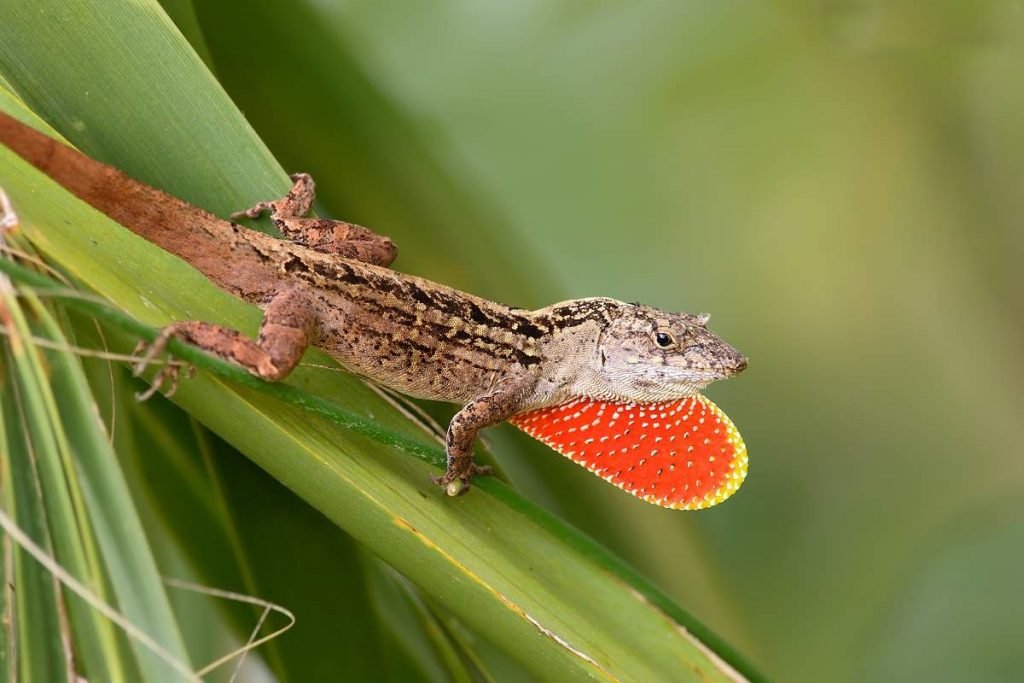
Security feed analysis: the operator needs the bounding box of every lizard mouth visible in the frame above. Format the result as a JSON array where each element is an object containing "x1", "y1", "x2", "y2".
[
  {"x1": 707, "y1": 362, "x2": 746, "y2": 382},
  {"x1": 681, "y1": 362, "x2": 746, "y2": 383},
  {"x1": 690, "y1": 353, "x2": 748, "y2": 381},
  {"x1": 654, "y1": 363, "x2": 745, "y2": 399}
]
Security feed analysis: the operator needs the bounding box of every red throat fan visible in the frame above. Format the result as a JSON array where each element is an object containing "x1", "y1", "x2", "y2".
[{"x1": 510, "y1": 395, "x2": 747, "y2": 510}]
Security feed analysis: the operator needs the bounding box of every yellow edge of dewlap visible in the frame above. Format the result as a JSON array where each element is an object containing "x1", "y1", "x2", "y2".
[{"x1": 666, "y1": 395, "x2": 748, "y2": 511}]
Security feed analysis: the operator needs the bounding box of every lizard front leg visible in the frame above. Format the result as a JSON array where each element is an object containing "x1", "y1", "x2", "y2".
[
  {"x1": 134, "y1": 286, "x2": 316, "y2": 396},
  {"x1": 437, "y1": 384, "x2": 530, "y2": 496},
  {"x1": 232, "y1": 173, "x2": 397, "y2": 266}
]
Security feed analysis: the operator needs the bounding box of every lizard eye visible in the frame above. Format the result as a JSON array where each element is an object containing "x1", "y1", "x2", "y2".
[{"x1": 652, "y1": 330, "x2": 677, "y2": 349}]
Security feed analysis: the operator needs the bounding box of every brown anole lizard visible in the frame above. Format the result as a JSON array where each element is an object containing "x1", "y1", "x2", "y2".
[{"x1": 0, "y1": 112, "x2": 748, "y2": 509}]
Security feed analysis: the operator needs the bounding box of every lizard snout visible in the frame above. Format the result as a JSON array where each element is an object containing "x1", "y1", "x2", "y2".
[{"x1": 714, "y1": 344, "x2": 748, "y2": 376}]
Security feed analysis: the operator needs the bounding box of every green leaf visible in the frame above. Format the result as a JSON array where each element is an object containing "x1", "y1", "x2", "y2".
[
  {"x1": 190, "y1": 0, "x2": 559, "y2": 305},
  {"x1": 32, "y1": 298, "x2": 193, "y2": 679},
  {"x1": 0, "y1": 266, "x2": 200, "y2": 680},
  {"x1": 125, "y1": 399, "x2": 392, "y2": 682},
  {"x1": 0, "y1": 282, "x2": 121, "y2": 681},
  {"x1": 1, "y1": 354, "x2": 69, "y2": 683},
  {"x1": 365, "y1": 563, "x2": 478, "y2": 682}
]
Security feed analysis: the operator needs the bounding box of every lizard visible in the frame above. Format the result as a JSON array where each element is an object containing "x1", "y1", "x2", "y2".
[{"x1": 0, "y1": 111, "x2": 749, "y2": 509}]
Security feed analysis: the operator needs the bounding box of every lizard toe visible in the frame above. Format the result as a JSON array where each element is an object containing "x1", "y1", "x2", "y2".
[{"x1": 432, "y1": 472, "x2": 474, "y2": 497}]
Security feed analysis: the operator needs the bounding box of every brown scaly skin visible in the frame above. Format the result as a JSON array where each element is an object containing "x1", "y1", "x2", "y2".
[{"x1": 0, "y1": 112, "x2": 747, "y2": 495}]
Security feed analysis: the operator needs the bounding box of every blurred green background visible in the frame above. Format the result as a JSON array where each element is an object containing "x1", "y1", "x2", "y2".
[
  {"x1": 185, "y1": 1, "x2": 1023, "y2": 681},
  {"x1": 4, "y1": 1, "x2": 1021, "y2": 681}
]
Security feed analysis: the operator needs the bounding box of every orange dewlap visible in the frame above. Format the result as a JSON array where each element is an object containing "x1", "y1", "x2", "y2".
[{"x1": 510, "y1": 395, "x2": 747, "y2": 510}]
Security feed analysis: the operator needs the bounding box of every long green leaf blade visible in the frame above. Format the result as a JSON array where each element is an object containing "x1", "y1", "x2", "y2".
[
  {"x1": 0, "y1": 281, "x2": 119, "y2": 681},
  {"x1": 1, "y1": 370, "x2": 68, "y2": 683},
  {"x1": 29, "y1": 299, "x2": 193, "y2": 680}
]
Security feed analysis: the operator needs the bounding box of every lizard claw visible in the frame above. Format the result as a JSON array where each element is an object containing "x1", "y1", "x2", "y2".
[
  {"x1": 134, "y1": 363, "x2": 176, "y2": 401},
  {"x1": 231, "y1": 174, "x2": 313, "y2": 224},
  {"x1": 132, "y1": 326, "x2": 195, "y2": 401},
  {"x1": 229, "y1": 202, "x2": 273, "y2": 221},
  {"x1": 432, "y1": 463, "x2": 493, "y2": 497},
  {"x1": 133, "y1": 359, "x2": 195, "y2": 401},
  {"x1": 132, "y1": 326, "x2": 176, "y2": 377}
]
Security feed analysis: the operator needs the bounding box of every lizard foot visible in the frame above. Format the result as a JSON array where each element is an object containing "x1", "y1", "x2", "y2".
[
  {"x1": 230, "y1": 174, "x2": 313, "y2": 221},
  {"x1": 133, "y1": 361, "x2": 195, "y2": 401},
  {"x1": 230, "y1": 202, "x2": 273, "y2": 221},
  {"x1": 132, "y1": 328, "x2": 195, "y2": 401},
  {"x1": 433, "y1": 464, "x2": 493, "y2": 497}
]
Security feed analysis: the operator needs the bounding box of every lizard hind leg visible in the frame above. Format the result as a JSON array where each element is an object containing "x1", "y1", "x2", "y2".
[
  {"x1": 133, "y1": 287, "x2": 317, "y2": 397},
  {"x1": 231, "y1": 173, "x2": 398, "y2": 267}
]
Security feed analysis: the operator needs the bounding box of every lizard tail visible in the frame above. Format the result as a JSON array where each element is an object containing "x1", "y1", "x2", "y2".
[
  {"x1": 0, "y1": 110, "x2": 281, "y2": 303},
  {"x1": 0, "y1": 110, "x2": 209, "y2": 241}
]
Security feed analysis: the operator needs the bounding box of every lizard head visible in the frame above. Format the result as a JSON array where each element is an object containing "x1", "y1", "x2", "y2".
[
  {"x1": 591, "y1": 304, "x2": 747, "y2": 402},
  {"x1": 517, "y1": 300, "x2": 749, "y2": 510}
]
